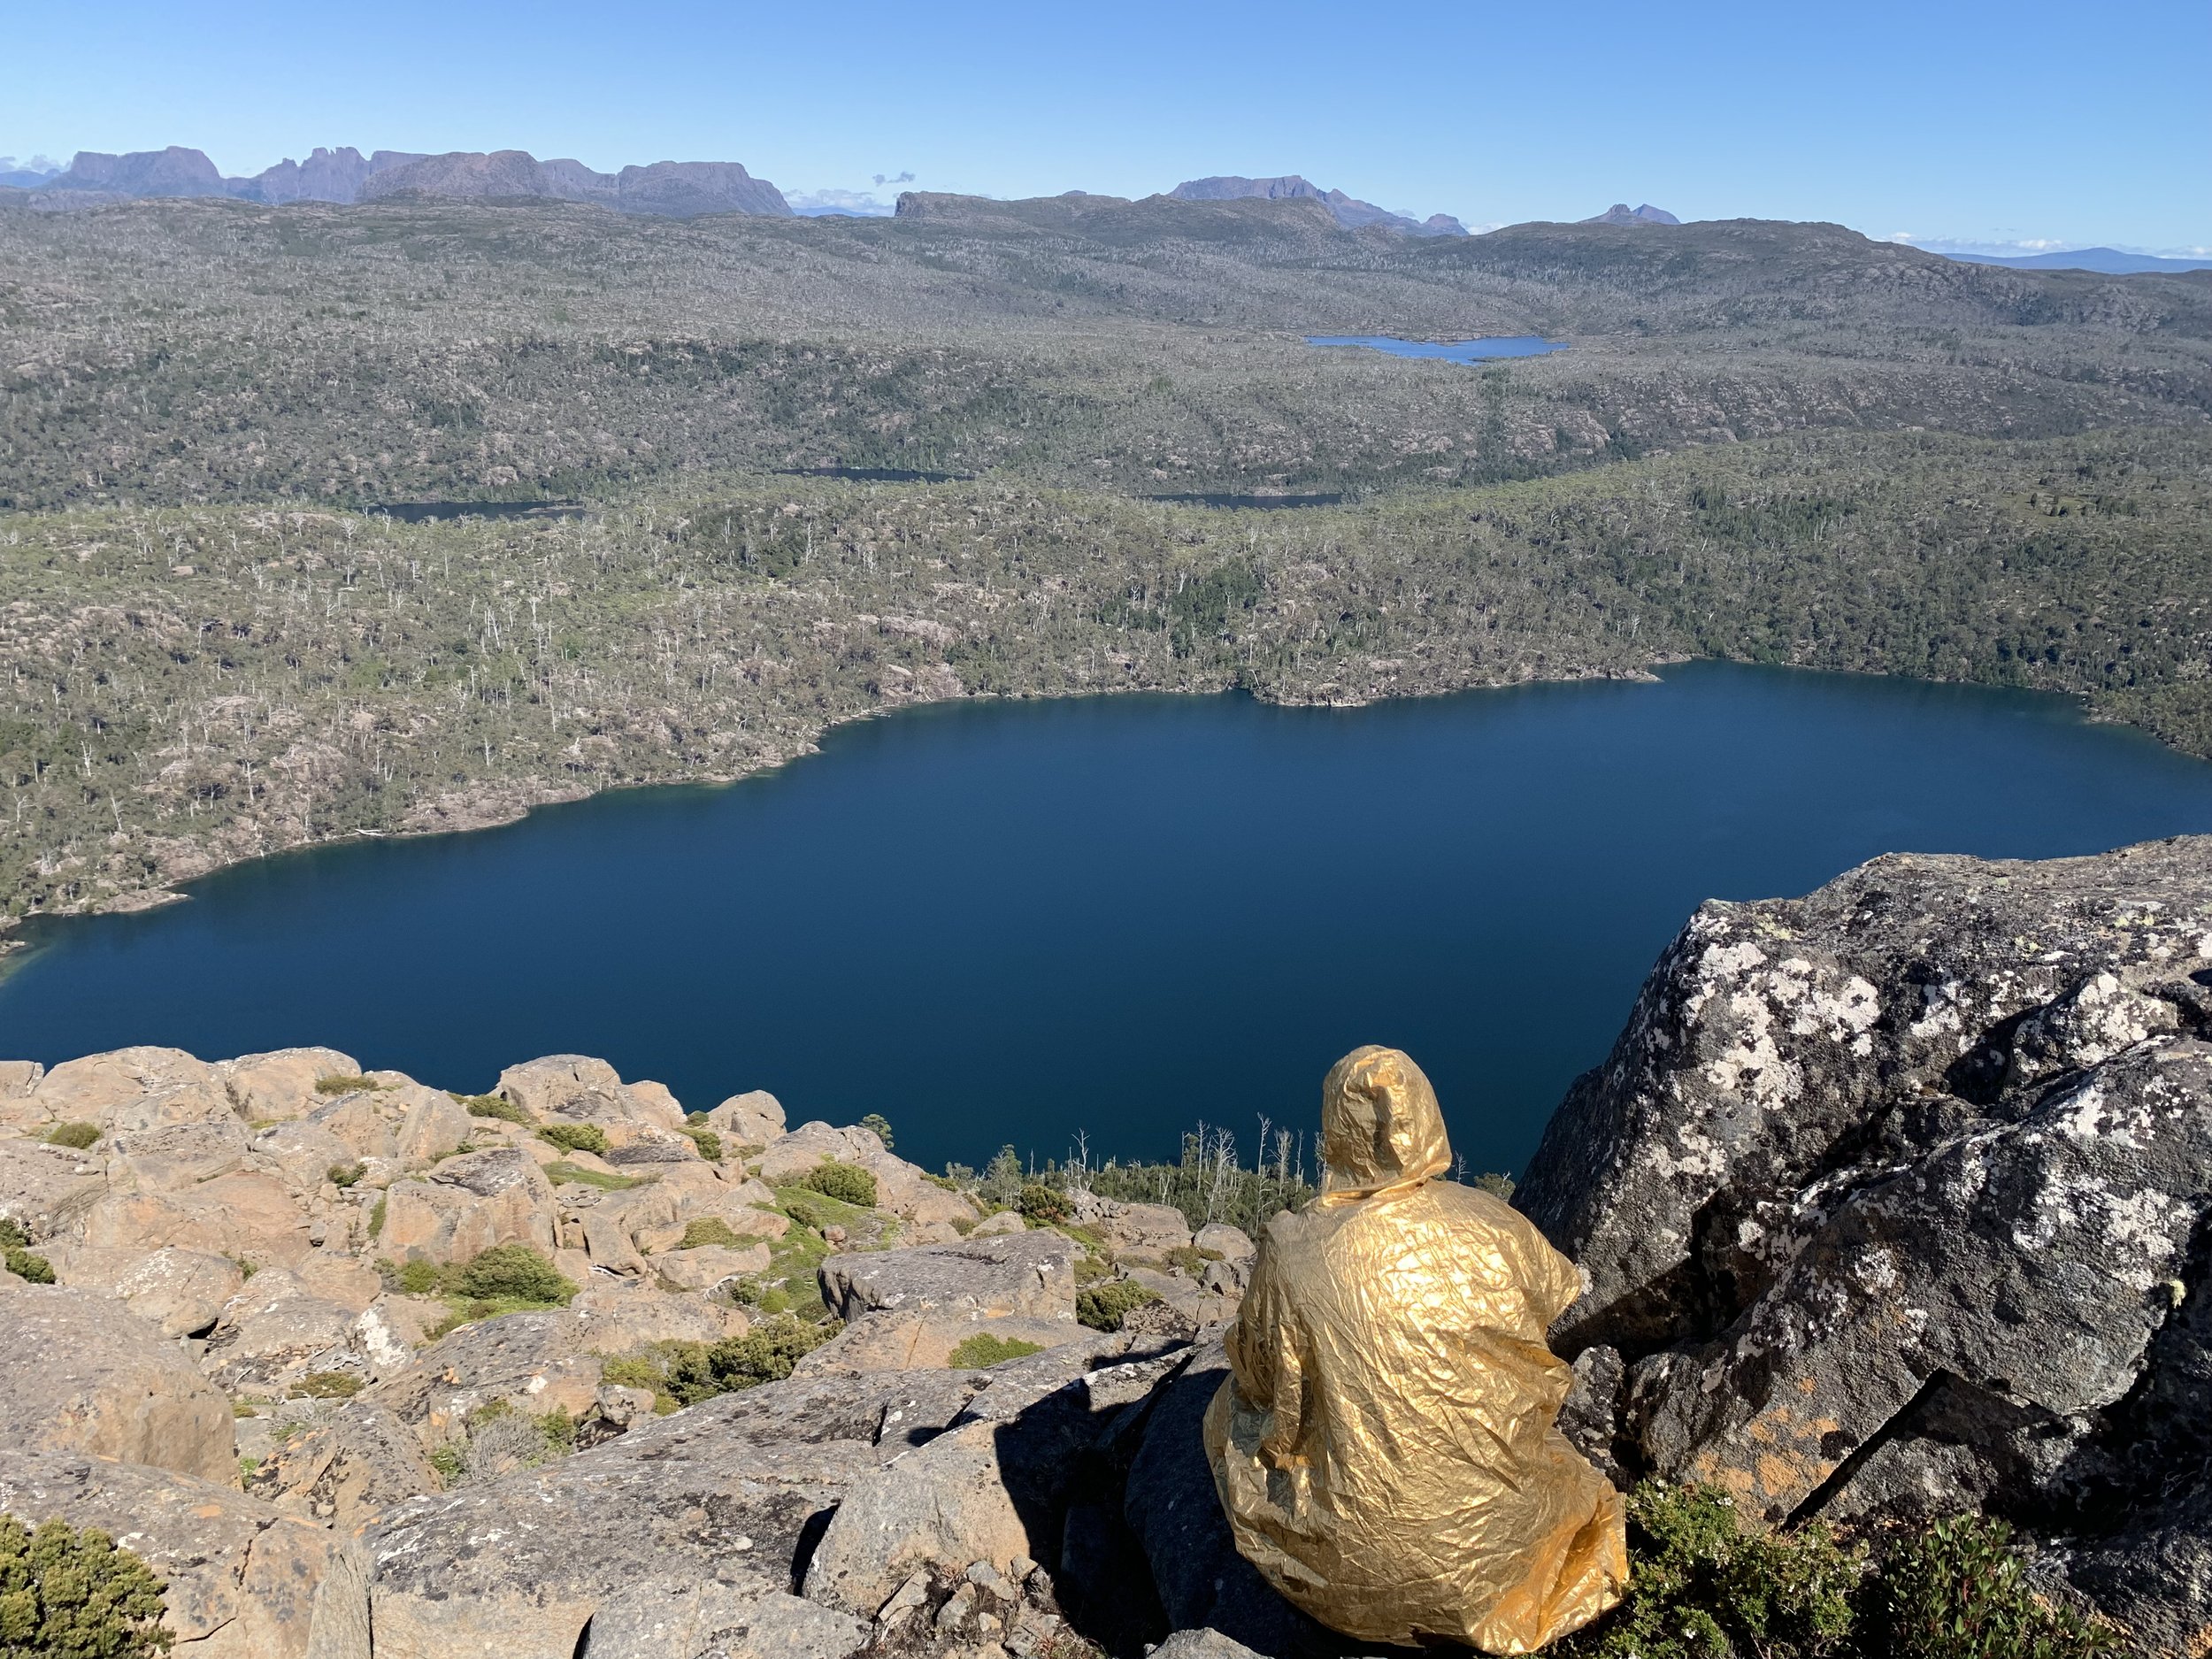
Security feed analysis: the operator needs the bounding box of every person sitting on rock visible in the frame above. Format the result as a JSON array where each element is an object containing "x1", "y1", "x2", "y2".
[{"x1": 1204, "y1": 1044, "x2": 1627, "y2": 1654}]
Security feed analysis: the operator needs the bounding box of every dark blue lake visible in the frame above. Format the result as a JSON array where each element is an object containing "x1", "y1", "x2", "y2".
[
  {"x1": 4, "y1": 662, "x2": 2210, "y2": 1178},
  {"x1": 1307, "y1": 334, "x2": 1569, "y2": 363}
]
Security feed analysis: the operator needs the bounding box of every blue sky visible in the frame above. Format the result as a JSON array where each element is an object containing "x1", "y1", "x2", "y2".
[{"x1": 5, "y1": 0, "x2": 2207, "y2": 253}]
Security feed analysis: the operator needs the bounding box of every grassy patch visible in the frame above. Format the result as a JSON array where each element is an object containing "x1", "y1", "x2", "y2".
[
  {"x1": 316, "y1": 1074, "x2": 388, "y2": 1094},
  {"x1": 949, "y1": 1333, "x2": 1045, "y2": 1369},
  {"x1": 675, "y1": 1217, "x2": 747, "y2": 1249},
  {"x1": 288, "y1": 1371, "x2": 364, "y2": 1400},
  {"x1": 43, "y1": 1121, "x2": 101, "y2": 1150},
  {"x1": 545, "y1": 1160, "x2": 652, "y2": 1191}
]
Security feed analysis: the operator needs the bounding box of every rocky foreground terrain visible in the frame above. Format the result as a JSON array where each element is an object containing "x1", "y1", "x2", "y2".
[{"x1": 1, "y1": 833, "x2": 2209, "y2": 1656}]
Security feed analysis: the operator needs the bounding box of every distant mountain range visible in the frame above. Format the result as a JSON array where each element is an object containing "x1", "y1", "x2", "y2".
[
  {"x1": 1168, "y1": 175, "x2": 1466, "y2": 237},
  {"x1": 10, "y1": 146, "x2": 791, "y2": 218},
  {"x1": 1582, "y1": 203, "x2": 1682, "y2": 227},
  {"x1": 1940, "y1": 245, "x2": 2212, "y2": 274}
]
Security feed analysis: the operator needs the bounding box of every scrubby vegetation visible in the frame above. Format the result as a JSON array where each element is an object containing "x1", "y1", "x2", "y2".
[
  {"x1": 42, "y1": 1124, "x2": 98, "y2": 1151},
  {"x1": 0, "y1": 1216, "x2": 52, "y2": 1284},
  {"x1": 0, "y1": 1515, "x2": 172, "y2": 1658},
  {"x1": 598, "y1": 1316, "x2": 836, "y2": 1410},
  {"x1": 677, "y1": 1125, "x2": 721, "y2": 1161},
  {"x1": 799, "y1": 1161, "x2": 878, "y2": 1207},
  {"x1": 534, "y1": 1123, "x2": 609, "y2": 1156},
  {"x1": 456, "y1": 1093, "x2": 530, "y2": 1124},
  {"x1": 313, "y1": 1074, "x2": 385, "y2": 1094},
  {"x1": 1076, "y1": 1278, "x2": 1160, "y2": 1332},
  {"x1": 376, "y1": 1243, "x2": 576, "y2": 1334},
  {"x1": 674, "y1": 1217, "x2": 746, "y2": 1249},
  {"x1": 1557, "y1": 1484, "x2": 2115, "y2": 1659},
  {"x1": 543, "y1": 1160, "x2": 651, "y2": 1191},
  {"x1": 325, "y1": 1161, "x2": 364, "y2": 1188}
]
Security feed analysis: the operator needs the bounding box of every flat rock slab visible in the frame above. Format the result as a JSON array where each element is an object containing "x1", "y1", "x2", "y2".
[{"x1": 818, "y1": 1231, "x2": 1078, "y2": 1324}]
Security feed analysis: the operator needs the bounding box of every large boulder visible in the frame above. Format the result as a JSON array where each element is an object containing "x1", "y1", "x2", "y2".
[
  {"x1": 19, "y1": 1045, "x2": 232, "y2": 1133},
  {"x1": 1074, "y1": 1196, "x2": 1194, "y2": 1256},
  {"x1": 804, "y1": 1335, "x2": 1184, "y2": 1617},
  {"x1": 79, "y1": 1169, "x2": 315, "y2": 1266},
  {"x1": 218, "y1": 1046, "x2": 362, "y2": 1123},
  {"x1": 1514, "y1": 836, "x2": 2212, "y2": 1646},
  {"x1": 47, "y1": 1242, "x2": 244, "y2": 1337},
  {"x1": 0, "y1": 1283, "x2": 234, "y2": 1481},
  {"x1": 0, "y1": 1136, "x2": 108, "y2": 1238},
  {"x1": 363, "y1": 1371, "x2": 982, "y2": 1659},
  {"x1": 0, "y1": 1448, "x2": 371, "y2": 1659},
  {"x1": 706, "y1": 1088, "x2": 786, "y2": 1148},
  {"x1": 756, "y1": 1120, "x2": 882, "y2": 1184},
  {"x1": 250, "y1": 1395, "x2": 441, "y2": 1528},
  {"x1": 380, "y1": 1145, "x2": 557, "y2": 1263},
  {"x1": 104, "y1": 1117, "x2": 251, "y2": 1189},
  {"x1": 394, "y1": 1087, "x2": 475, "y2": 1169},
  {"x1": 818, "y1": 1231, "x2": 1079, "y2": 1325}
]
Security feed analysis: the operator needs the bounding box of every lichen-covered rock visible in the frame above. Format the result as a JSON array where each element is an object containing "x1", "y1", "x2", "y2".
[
  {"x1": 0, "y1": 1448, "x2": 372, "y2": 1659},
  {"x1": 79, "y1": 1169, "x2": 316, "y2": 1265},
  {"x1": 756, "y1": 1119, "x2": 882, "y2": 1183},
  {"x1": 49, "y1": 1242, "x2": 244, "y2": 1337},
  {"x1": 250, "y1": 1396, "x2": 441, "y2": 1528},
  {"x1": 20, "y1": 1045, "x2": 232, "y2": 1133},
  {"x1": 1515, "y1": 835, "x2": 2212, "y2": 1647},
  {"x1": 380, "y1": 1144, "x2": 557, "y2": 1263},
  {"x1": 0, "y1": 1136, "x2": 109, "y2": 1238},
  {"x1": 1075, "y1": 1197, "x2": 1194, "y2": 1257},
  {"x1": 818, "y1": 1232, "x2": 1078, "y2": 1325},
  {"x1": 0, "y1": 1282, "x2": 234, "y2": 1480},
  {"x1": 392, "y1": 1087, "x2": 474, "y2": 1169},
  {"x1": 364, "y1": 1372, "x2": 962, "y2": 1659}
]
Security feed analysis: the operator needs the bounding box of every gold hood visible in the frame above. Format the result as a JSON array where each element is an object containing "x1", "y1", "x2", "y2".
[{"x1": 1205, "y1": 1045, "x2": 1628, "y2": 1654}]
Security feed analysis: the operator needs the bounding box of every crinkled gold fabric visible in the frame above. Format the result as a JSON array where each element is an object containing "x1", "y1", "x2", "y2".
[{"x1": 1205, "y1": 1046, "x2": 1628, "y2": 1653}]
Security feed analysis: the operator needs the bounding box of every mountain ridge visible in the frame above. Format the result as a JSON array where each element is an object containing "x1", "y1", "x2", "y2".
[
  {"x1": 21, "y1": 145, "x2": 792, "y2": 218},
  {"x1": 1169, "y1": 173, "x2": 1466, "y2": 236}
]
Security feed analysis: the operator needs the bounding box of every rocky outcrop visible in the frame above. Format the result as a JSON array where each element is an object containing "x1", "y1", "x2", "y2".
[
  {"x1": 1581, "y1": 202, "x2": 1683, "y2": 226},
  {"x1": 0, "y1": 1283, "x2": 234, "y2": 1480},
  {"x1": 1517, "y1": 835, "x2": 2212, "y2": 1650},
  {"x1": 1166, "y1": 173, "x2": 1465, "y2": 236},
  {"x1": 359, "y1": 151, "x2": 793, "y2": 217},
  {"x1": 380, "y1": 1145, "x2": 557, "y2": 1263},
  {"x1": 0, "y1": 1448, "x2": 371, "y2": 1659}
]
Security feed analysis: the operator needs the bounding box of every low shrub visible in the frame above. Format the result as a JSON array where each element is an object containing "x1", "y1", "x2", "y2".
[
  {"x1": 780, "y1": 1193, "x2": 830, "y2": 1232},
  {"x1": 453, "y1": 1244, "x2": 574, "y2": 1306},
  {"x1": 455, "y1": 1093, "x2": 530, "y2": 1125},
  {"x1": 326, "y1": 1162, "x2": 365, "y2": 1189},
  {"x1": 858, "y1": 1112, "x2": 895, "y2": 1149},
  {"x1": 426, "y1": 1444, "x2": 467, "y2": 1487},
  {"x1": 44, "y1": 1122, "x2": 100, "y2": 1150},
  {"x1": 1871, "y1": 1513, "x2": 2116, "y2": 1659},
  {"x1": 0, "y1": 1218, "x2": 53, "y2": 1284},
  {"x1": 0, "y1": 1515, "x2": 173, "y2": 1658},
  {"x1": 1018, "y1": 1182, "x2": 1071, "y2": 1225},
  {"x1": 658, "y1": 1317, "x2": 837, "y2": 1404},
  {"x1": 536, "y1": 1123, "x2": 609, "y2": 1156},
  {"x1": 1564, "y1": 1481, "x2": 1860, "y2": 1659},
  {"x1": 949, "y1": 1333, "x2": 1045, "y2": 1369},
  {"x1": 676, "y1": 1217, "x2": 745, "y2": 1249},
  {"x1": 801, "y1": 1161, "x2": 877, "y2": 1208},
  {"x1": 678, "y1": 1125, "x2": 722, "y2": 1161},
  {"x1": 1076, "y1": 1279, "x2": 1160, "y2": 1332},
  {"x1": 367, "y1": 1196, "x2": 387, "y2": 1238},
  {"x1": 315, "y1": 1074, "x2": 385, "y2": 1095}
]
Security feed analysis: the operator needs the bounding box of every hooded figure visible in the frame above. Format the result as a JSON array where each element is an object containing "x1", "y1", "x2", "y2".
[{"x1": 1203, "y1": 1046, "x2": 1627, "y2": 1653}]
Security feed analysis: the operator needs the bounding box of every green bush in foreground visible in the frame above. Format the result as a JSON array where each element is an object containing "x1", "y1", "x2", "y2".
[
  {"x1": 536, "y1": 1123, "x2": 609, "y2": 1156},
  {"x1": 315, "y1": 1074, "x2": 385, "y2": 1095},
  {"x1": 949, "y1": 1333, "x2": 1045, "y2": 1369},
  {"x1": 42, "y1": 1124, "x2": 99, "y2": 1151},
  {"x1": 1873, "y1": 1514, "x2": 2116, "y2": 1659},
  {"x1": 1076, "y1": 1279, "x2": 1159, "y2": 1333},
  {"x1": 801, "y1": 1161, "x2": 877, "y2": 1207},
  {"x1": 456, "y1": 1094, "x2": 531, "y2": 1125},
  {"x1": 0, "y1": 1515, "x2": 173, "y2": 1657},
  {"x1": 1559, "y1": 1485, "x2": 2115, "y2": 1659}
]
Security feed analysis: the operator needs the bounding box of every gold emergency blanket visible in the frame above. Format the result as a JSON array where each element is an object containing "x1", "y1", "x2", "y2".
[{"x1": 1204, "y1": 1045, "x2": 1628, "y2": 1653}]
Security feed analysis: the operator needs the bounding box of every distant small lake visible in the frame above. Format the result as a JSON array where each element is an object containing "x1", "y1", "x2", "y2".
[
  {"x1": 1307, "y1": 334, "x2": 1569, "y2": 363},
  {"x1": 4, "y1": 664, "x2": 2209, "y2": 1179}
]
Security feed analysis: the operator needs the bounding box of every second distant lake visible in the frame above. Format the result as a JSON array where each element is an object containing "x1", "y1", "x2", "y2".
[
  {"x1": 2, "y1": 663, "x2": 2209, "y2": 1178},
  {"x1": 1307, "y1": 334, "x2": 1569, "y2": 363}
]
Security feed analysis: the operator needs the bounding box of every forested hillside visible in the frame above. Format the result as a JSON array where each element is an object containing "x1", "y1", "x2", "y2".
[{"x1": 1, "y1": 191, "x2": 2207, "y2": 926}]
